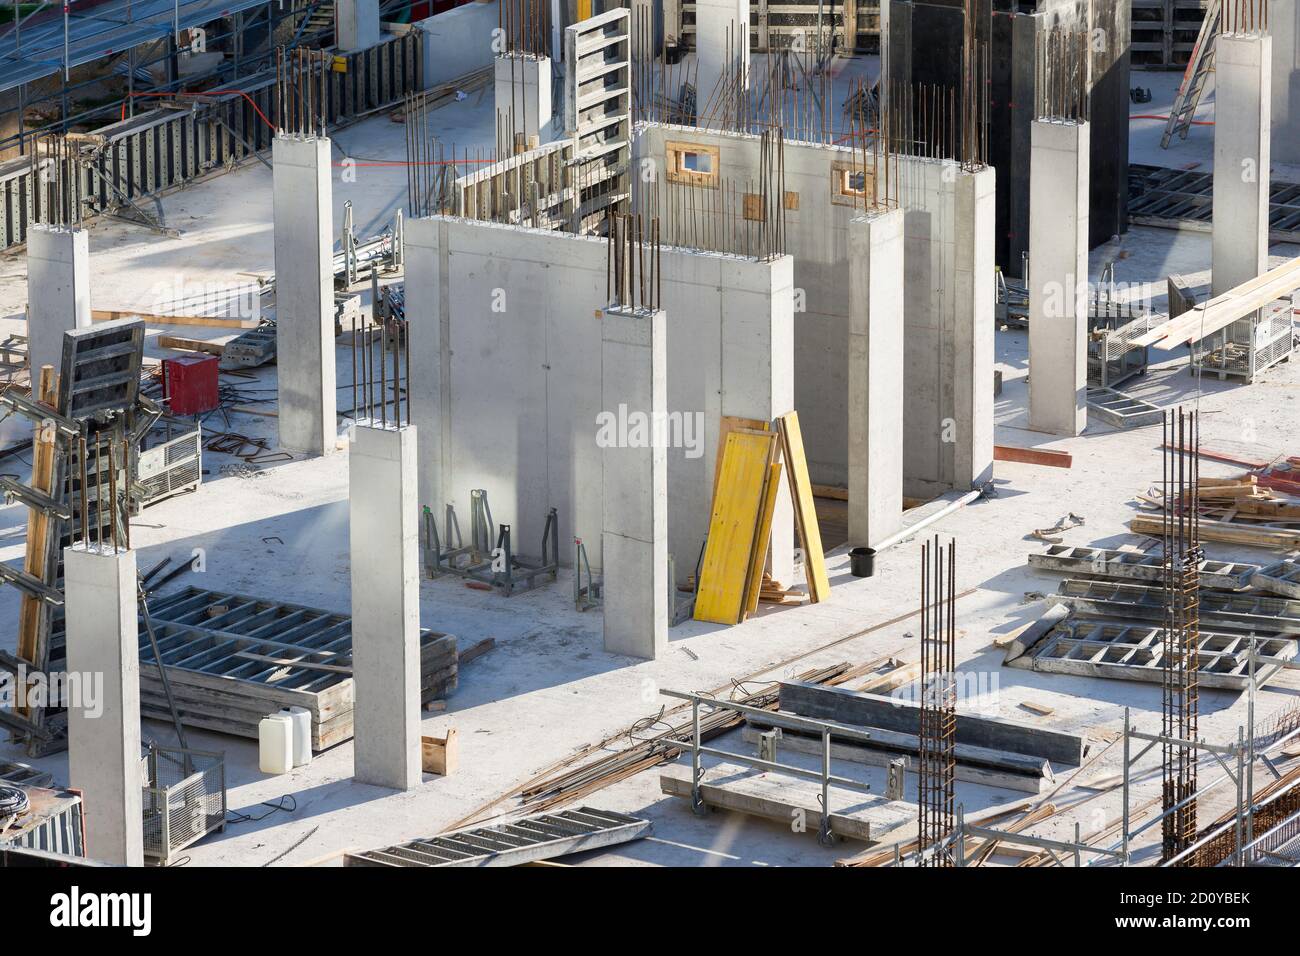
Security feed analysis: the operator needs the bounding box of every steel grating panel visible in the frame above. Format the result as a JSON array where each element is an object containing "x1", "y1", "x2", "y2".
[
  {"x1": 1029, "y1": 544, "x2": 1257, "y2": 589},
  {"x1": 345, "y1": 807, "x2": 651, "y2": 867},
  {"x1": 1015, "y1": 618, "x2": 1294, "y2": 690}
]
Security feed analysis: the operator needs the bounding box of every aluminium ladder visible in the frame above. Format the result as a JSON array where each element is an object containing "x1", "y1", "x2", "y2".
[{"x1": 1161, "y1": 0, "x2": 1222, "y2": 148}]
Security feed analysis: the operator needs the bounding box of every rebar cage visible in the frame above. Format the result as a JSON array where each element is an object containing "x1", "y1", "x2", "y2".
[{"x1": 141, "y1": 744, "x2": 226, "y2": 866}]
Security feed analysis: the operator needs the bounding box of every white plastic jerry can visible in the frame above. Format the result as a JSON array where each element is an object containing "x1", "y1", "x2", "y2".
[
  {"x1": 280, "y1": 706, "x2": 313, "y2": 768},
  {"x1": 259, "y1": 713, "x2": 294, "y2": 774}
]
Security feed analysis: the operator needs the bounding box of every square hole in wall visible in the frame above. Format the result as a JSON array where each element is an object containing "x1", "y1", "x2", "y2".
[
  {"x1": 831, "y1": 161, "x2": 873, "y2": 206},
  {"x1": 666, "y1": 141, "x2": 720, "y2": 187}
]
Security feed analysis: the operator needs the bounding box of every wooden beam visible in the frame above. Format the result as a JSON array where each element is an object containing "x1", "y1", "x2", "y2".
[
  {"x1": 92, "y1": 309, "x2": 258, "y2": 330},
  {"x1": 994, "y1": 444, "x2": 1073, "y2": 468}
]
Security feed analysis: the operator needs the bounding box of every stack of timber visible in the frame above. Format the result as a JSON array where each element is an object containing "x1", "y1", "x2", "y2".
[
  {"x1": 1130, "y1": 473, "x2": 1300, "y2": 550},
  {"x1": 89, "y1": 586, "x2": 458, "y2": 751},
  {"x1": 694, "y1": 411, "x2": 828, "y2": 625}
]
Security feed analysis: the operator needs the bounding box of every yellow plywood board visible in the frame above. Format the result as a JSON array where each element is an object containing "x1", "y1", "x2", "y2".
[
  {"x1": 695, "y1": 430, "x2": 777, "y2": 624},
  {"x1": 743, "y1": 462, "x2": 784, "y2": 619},
  {"x1": 713, "y1": 416, "x2": 768, "y2": 501},
  {"x1": 777, "y1": 412, "x2": 830, "y2": 603}
]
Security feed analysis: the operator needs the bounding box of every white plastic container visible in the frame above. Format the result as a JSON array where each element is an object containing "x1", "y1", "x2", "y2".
[
  {"x1": 280, "y1": 706, "x2": 313, "y2": 768},
  {"x1": 258, "y1": 714, "x2": 294, "y2": 774}
]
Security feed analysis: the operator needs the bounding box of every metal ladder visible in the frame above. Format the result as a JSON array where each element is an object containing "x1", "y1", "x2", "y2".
[{"x1": 1161, "y1": 0, "x2": 1222, "y2": 148}]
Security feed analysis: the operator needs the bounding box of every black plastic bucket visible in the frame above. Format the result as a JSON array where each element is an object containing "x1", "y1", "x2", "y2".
[{"x1": 849, "y1": 547, "x2": 876, "y2": 578}]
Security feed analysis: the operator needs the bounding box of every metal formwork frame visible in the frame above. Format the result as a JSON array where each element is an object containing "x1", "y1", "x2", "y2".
[{"x1": 423, "y1": 490, "x2": 560, "y2": 596}]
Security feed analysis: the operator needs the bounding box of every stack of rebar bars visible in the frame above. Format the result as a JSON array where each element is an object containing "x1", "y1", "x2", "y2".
[
  {"x1": 275, "y1": 45, "x2": 327, "y2": 137},
  {"x1": 1162, "y1": 407, "x2": 1202, "y2": 863},
  {"x1": 918, "y1": 534, "x2": 957, "y2": 867}
]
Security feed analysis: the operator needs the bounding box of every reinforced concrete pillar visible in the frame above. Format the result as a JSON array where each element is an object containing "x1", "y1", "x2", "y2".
[
  {"x1": 273, "y1": 134, "x2": 336, "y2": 456},
  {"x1": 901, "y1": 162, "x2": 995, "y2": 498},
  {"x1": 403, "y1": 217, "x2": 446, "y2": 529},
  {"x1": 695, "y1": 0, "x2": 750, "y2": 108},
  {"x1": 1271, "y1": 0, "x2": 1299, "y2": 165},
  {"x1": 600, "y1": 304, "x2": 668, "y2": 659},
  {"x1": 26, "y1": 224, "x2": 91, "y2": 376},
  {"x1": 1213, "y1": 33, "x2": 1271, "y2": 296},
  {"x1": 495, "y1": 54, "x2": 553, "y2": 150},
  {"x1": 350, "y1": 423, "x2": 422, "y2": 790},
  {"x1": 335, "y1": 0, "x2": 381, "y2": 51},
  {"x1": 718, "y1": 256, "x2": 795, "y2": 585},
  {"x1": 64, "y1": 546, "x2": 143, "y2": 866},
  {"x1": 848, "y1": 209, "x2": 905, "y2": 547},
  {"x1": 1028, "y1": 118, "x2": 1090, "y2": 437}
]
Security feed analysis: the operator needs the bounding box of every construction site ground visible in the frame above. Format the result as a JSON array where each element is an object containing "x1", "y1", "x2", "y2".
[{"x1": 0, "y1": 58, "x2": 1298, "y2": 867}]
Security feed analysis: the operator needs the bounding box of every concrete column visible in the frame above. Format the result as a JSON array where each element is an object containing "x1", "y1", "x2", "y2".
[
  {"x1": 848, "y1": 209, "x2": 905, "y2": 547},
  {"x1": 1028, "y1": 119, "x2": 1090, "y2": 437},
  {"x1": 901, "y1": 161, "x2": 995, "y2": 498},
  {"x1": 64, "y1": 546, "x2": 143, "y2": 867},
  {"x1": 1271, "y1": 0, "x2": 1299, "y2": 165},
  {"x1": 26, "y1": 224, "x2": 91, "y2": 376},
  {"x1": 495, "y1": 54, "x2": 553, "y2": 149},
  {"x1": 273, "y1": 134, "x2": 336, "y2": 456},
  {"x1": 600, "y1": 305, "x2": 668, "y2": 659},
  {"x1": 403, "y1": 217, "x2": 447, "y2": 529},
  {"x1": 695, "y1": 0, "x2": 750, "y2": 106},
  {"x1": 1213, "y1": 33, "x2": 1271, "y2": 296},
  {"x1": 719, "y1": 256, "x2": 794, "y2": 585},
  {"x1": 350, "y1": 424, "x2": 422, "y2": 790},
  {"x1": 953, "y1": 166, "x2": 996, "y2": 492},
  {"x1": 336, "y1": 0, "x2": 382, "y2": 51}
]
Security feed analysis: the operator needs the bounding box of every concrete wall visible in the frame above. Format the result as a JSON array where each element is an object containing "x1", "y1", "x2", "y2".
[
  {"x1": 1212, "y1": 33, "x2": 1271, "y2": 296},
  {"x1": 418, "y1": 1, "x2": 500, "y2": 90},
  {"x1": 1272, "y1": 0, "x2": 1299, "y2": 165},
  {"x1": 634, "y1": 124, "x2": 859, "y2": 487},
  {"x1": 405, "y1": 215, "x2": 793, "y2": 583}
]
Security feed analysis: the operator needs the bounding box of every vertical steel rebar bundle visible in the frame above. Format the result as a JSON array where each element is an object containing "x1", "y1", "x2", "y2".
[
  {"x1": 29, "y1": 132, "x2": 83, "y2": 228},
  {"x1": 1162, "y1": 407, "x2": 1201, "y2": 864},
  {"x1": 1222, "y1": 0, "x2": 1269, "y2": 34},
  {"x1": 918, "y1": 534, "x2": 957, "y2": 867},
  {"x1": 351, "y1": 274, "x2": 410, "y2": 429},
  {"x1": 404, "y1": 90, "x2": 458, "y2": 217},
  {"x1": 843, "y1": 76, "x2": 899, "y2": 212},
  {"x1": 605, "y1": 213, "x2": 661, "y2": 311},
  {"x1": 499, "y1": 0, "x2": 550, "y2": 56},
  {"x1": 275, "y1": 45, "x2": 327, "y2": 137},
  {"x1": 631, "y1": 126, "x2": 787, "y2": 260},
  {"x1": 1034, "y1": 27, "x2": 1091, "y2": 123}
]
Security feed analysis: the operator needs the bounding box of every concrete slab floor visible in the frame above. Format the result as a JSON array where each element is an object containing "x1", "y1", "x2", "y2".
[{"x1": 0, "y1": 70, "x2": 1298, "y2": 868}]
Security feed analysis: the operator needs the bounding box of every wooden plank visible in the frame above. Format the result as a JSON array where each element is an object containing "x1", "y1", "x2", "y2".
[
  {"x1": 994, "y1": 444, "x2": 1073, "y2": 468},
  {"x1": 92, "y1": 308, "x2": 258, "y2": 330},
  {"x1": 777, "y1": 412, "x2": 830, "y2": 603},
  {"x1": 659, "y1": 760, "x2": 915, "y2": 844},
  {"x1": 157, "y1": 335, "x2": 225, "y2": 357},
  {"x1": 15, "y1": 366, "x2": 57, "y2": 720},
  {"x1": 695, "y1": 430, "x2": 778, "y2": 624},
  {"x1": 1129, "y1": 513, "x2": 1300, "y2": 550},
  {"x1": 743, "y1": 462, "x2": 783, "y2": 619}
]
